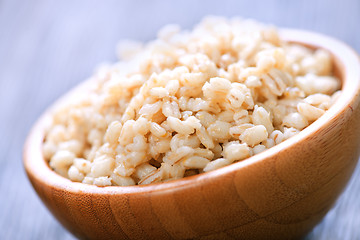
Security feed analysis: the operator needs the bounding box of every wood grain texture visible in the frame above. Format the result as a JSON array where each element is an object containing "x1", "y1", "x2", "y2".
[
  {"x1": 1, "y1": 0, "x2": 360, "y2": 239},
  {"x1": 23, "y1": 30, "x2": 360, "y2": 239}
]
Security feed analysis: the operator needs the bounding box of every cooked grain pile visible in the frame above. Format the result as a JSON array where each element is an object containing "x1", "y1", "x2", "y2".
[{"x1": 43, "y1": 17, "x2": 341, "y2": 186}]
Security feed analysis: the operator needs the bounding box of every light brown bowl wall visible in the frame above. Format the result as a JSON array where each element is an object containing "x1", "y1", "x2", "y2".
[{"x1": 24, "y1": 29, "x2": 360, "y2": 240}]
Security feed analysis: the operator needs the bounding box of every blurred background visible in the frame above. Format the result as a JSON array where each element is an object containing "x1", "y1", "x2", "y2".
[{"x1": 1, "y1": 0, "x2": 359, "y2": 239}]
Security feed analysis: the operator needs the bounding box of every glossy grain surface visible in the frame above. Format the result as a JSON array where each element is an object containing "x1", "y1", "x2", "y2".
[
  {"x1": 23, "y1": 29, "x2": 360, "y2": 240},
  {"x1": 2, "y1": 0, "x2": 360, "y2": 239}
]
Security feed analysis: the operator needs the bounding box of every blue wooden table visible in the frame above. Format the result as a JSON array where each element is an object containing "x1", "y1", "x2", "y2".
[{"x1": 1, "y1": 0, "x2": 359, "y2": 239}]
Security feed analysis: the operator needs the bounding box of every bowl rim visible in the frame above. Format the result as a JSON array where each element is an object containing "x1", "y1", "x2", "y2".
[{"x1": 23, "y1": 28, "x2": 360, "y2": 195}]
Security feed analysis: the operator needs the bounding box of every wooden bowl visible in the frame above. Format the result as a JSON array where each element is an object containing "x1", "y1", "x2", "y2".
[{"x1": 24, "y1": 29, "x2": 360, "y2": 240}]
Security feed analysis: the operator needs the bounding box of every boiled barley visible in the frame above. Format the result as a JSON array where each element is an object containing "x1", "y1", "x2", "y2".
[{"x1": 43, "y1": 17, "x2": 341, "y2": 186}]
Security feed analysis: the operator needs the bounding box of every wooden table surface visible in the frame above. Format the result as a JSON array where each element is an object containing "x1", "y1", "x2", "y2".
[{"x1": 1, "y1": 0, "x2": 359, "y2": 239}]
